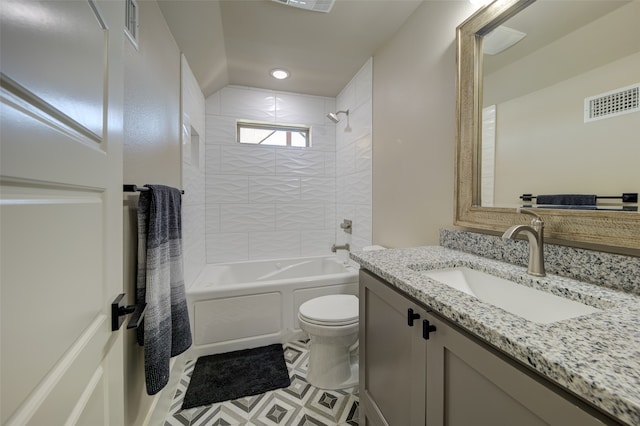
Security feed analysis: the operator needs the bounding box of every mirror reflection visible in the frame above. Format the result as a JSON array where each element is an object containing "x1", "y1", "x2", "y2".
[{"x1": 479, "y1": 0, "x2": 639, "y2": 211}]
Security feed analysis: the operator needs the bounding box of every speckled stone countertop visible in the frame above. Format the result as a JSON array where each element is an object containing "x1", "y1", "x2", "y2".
[{"x1": 351, "y1": 246, "x2": 640, "y2": 425}]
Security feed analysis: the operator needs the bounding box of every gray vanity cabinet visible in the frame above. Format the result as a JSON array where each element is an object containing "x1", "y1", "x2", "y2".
[
  {"x1": 359, "y1": 269, "x2": 429, "y2": 425},
  {"x1": 359, "y1": 270, "x2": 612, "y2": 426}
]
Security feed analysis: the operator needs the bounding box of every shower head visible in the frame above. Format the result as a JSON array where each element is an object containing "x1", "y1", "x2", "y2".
[{"x1": 326, "y1": 110, "x2": 349, "y2": 123}]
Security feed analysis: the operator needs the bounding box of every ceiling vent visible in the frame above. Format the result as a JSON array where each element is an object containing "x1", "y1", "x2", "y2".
[
  {"x1": 272, "y1": 0, "x2": 336, "y2": 13},
  {"x1": 584, "y1": 83, "x2": 639, "y2": 123}
]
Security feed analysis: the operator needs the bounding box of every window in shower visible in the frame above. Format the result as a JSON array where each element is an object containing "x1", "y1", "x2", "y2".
[{"x1": 237, "y1": 121, "x2": 310, "y2": 147}]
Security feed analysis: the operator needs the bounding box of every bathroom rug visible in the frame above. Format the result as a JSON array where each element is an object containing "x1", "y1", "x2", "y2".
[{"x1": 181, "y1": 343, "x2": 291, "y2": 409}]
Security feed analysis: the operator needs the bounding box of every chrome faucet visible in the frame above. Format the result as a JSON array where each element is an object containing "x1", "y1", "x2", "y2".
[
  {"x1": 331, "y1": 243, "x2": 350, "y2": 253},
  {"x1": 502, "y1": 208, "x2": 546, "y2": 277}
]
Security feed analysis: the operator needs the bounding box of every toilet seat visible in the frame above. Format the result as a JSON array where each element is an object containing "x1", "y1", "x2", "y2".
[{"x1": 299, "y1": 294, "x2": 358, "y2": 327}]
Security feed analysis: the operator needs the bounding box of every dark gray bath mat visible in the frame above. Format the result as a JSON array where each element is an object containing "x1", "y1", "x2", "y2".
[{"x1": 181, "y1": 343, "x2": 291, "y2": 409}]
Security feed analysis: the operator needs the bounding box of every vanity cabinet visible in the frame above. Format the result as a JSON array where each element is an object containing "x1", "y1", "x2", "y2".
[{"x1": 359, "y1": 270, "x2": 615, "y2": 426}]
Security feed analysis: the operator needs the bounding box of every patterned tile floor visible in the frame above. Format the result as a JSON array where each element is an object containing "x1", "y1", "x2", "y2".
[{"x1": 164, "y1": 340, "x2": 359, "y2": 426}]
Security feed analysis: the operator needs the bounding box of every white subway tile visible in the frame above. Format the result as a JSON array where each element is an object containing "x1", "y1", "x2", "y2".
[
  {"x1": 249, "y1": 231, "x2": 301, "y2": 260},
  {"x1": 205, "y1": 204, "x2": 220, "y2": 234},
  {"x1": 309, "y1": 125, "x2": 335, "y2": 152},
  {"x1": 221, "y1": 145, "x2": 276, "y2": 175},
  {"x1": 182, "y1": 164, "x2": 205, "y2": 206},
  {"x1": 276, "y1": 150, "x2": 325, "y2": 176},
  {"x1": 325, "y1": 152, "x2": 336, "y2": 176},
  {"x1": 354, "y1": 204, "x2": 373, "y2": 243},
  {"x1": 207, "y1": 232, "x2": 248, "y2": 263},
  {"x1": 220, "y1": 204, "x2": 275, "y2": 232},
  {"x1": 355, "y1": 135, "x2": 372, "y2": 173},
  {"x1": 205, "y1": 91, "x2": 221, "y2": 115},
  {"x1": 324, "y1": 96, "x2": 336, "y2": 112},
  {"x1": 336, "y1": 204, "x2": 356, "y2": 229},
  {"x1": 338, "y1": 171, "x2": 371, "y2": 206},
  {"x1": 336, "y1": 81, "x2": 356, "y2": 114},
  {"x1": 207, "y1": 175, "x2": 249, "y2": 203},
  {"x1": 220, "y1": 86, "x2": 276, "y2": 121},
  {"x1": 275, "y1": 93, "x2": 327, "y2": 125},
  {"x1": 276, "y1": 204, "x2": 326, "y2": 230},
  {"x1": 350, "y1": 170, "x2": 372, "y2": 206},
  {"x1": 206, "y1": 115, "x2": 236, "y2": 145},
  {"x1": 337, "y1": 143, "x2": 356, "y2": 177},
  {"x1": 301, "y1": 230, "x2": 335, "y2": 256},
  {"x1": 300, "y1": 177, "x2": 335, "y2": 203},
  {"x1": 206, "y1": 145, "x2": 222, "y2": 175},
  {"x1": 344, "y1": 100, "x2": 372, "y2": 143},
  {"x1": 249, "y1": 176, "x2": 301, "y2": 203},
  {"x1": 325, "y1": 203, "x2": 336, "y2": 230}
]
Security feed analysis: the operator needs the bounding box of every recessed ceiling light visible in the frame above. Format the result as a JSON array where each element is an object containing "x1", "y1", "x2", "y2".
[{"x1": 270, "y1": 69, "x2": 290, "y2": 80}]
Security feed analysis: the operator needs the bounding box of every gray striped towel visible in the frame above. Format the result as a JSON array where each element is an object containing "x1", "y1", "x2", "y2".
[{"x1": 137, "y1": 184, "x2": 192, "y2": 395}]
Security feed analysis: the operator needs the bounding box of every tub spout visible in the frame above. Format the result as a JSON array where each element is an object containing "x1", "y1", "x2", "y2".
[
  {"x1": 502, "y1": 209, "x2": 546, "y2": 277},
  {"x1": 331, "y1": 243, "x2": 350, "y2": 253}
]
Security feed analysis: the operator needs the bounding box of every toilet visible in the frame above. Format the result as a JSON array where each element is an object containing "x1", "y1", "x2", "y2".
[{"x1": 298, "y1": 294, "x2": 359, "y2": 390}]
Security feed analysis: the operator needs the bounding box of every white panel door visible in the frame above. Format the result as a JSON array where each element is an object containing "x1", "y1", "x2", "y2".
[{"x1": 1, "y1": 1, "x2": 125, "y2": 424}]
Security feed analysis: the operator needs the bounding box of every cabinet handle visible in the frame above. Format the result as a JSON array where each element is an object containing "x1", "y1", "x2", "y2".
[
  {"x1": 423, "y1": 320, "x2": 437, "y2": 340},
  {"x1": 408, "y1": 308, "x2": 420, "y2": 326}
]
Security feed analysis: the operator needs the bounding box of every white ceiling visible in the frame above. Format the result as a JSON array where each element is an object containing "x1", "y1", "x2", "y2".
[{"x1": 158, "y1": 0, "x2": 423, "y2": 98}]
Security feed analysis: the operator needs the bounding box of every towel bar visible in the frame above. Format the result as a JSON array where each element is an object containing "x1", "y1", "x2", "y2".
[
  {"x1": 124, "y1": 184, "x2": 184, "y2": 194},
  {"x1": 111, "y1": 293, "x2": 147, "y2": 331},
  {"x1": 520, "y1": 193, "x2": 637, "y2": 203}
]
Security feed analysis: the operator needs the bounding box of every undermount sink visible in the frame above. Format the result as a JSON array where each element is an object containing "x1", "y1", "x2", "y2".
[{"x1": 422, "y1": 267, "x2": 601, "y2": 324}]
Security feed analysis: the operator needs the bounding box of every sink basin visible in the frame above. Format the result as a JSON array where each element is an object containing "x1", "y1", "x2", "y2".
[{"x1": 422, "y1": 267, "x2": 601, "y2": 324}]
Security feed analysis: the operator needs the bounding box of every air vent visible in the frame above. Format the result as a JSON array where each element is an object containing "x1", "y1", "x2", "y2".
[
  {"x1": 584, "y1": 83, "x2": 639, "y2": 123},
  {"x1": 124, "y1": 0, "x2": 139, "y2": 48},
  {"x1": 272, "y1": 0, "x2": 336, "y2": 13}
]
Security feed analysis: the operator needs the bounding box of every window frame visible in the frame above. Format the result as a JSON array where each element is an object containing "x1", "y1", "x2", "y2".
[{"x1": 236, "y1": 121, "x2": 311, "y2": 148}]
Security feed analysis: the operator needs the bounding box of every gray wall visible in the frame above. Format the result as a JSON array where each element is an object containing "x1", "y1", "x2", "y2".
[
  {"x1": 122, "y1": 1, "x2": 181, "y2": 423},
  {"x1": 372, "y1": 1, "x2": 477, "y2": 248}
]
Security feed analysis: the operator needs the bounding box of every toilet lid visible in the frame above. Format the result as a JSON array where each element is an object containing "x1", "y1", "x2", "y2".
[{"x1": 299, "y1": 295, "x2": 359, "y2": 326}]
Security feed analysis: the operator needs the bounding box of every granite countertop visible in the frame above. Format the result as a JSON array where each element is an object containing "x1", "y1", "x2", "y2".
[{"x1": 351, "y1": 246, "x2": 640, "y2": 425}]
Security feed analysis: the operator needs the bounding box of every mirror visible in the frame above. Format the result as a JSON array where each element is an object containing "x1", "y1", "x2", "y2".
[
  {"x1": 455, "y1": 0, "x2": 640, "y2": 252},
  {"x1": 481, "y1": 0, "x2": 639, "y2": 210}
]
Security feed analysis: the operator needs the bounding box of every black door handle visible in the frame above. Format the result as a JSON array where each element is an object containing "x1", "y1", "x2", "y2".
[
  {"x1": 408, "y1": 308, "x2": 420, "y2": 326},
  {"x1": 423, "y1": 320, "x2": 437, "y2": 340}
]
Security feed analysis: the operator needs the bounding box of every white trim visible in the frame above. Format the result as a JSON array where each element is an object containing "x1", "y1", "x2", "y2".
[{"x1": 4, "y1": 315, "x2": 107, "y2": 426}]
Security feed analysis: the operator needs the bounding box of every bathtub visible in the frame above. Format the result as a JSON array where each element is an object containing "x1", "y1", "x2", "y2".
[{"x1": 186, "y1": 256, "x2": 359, "y2": 357}]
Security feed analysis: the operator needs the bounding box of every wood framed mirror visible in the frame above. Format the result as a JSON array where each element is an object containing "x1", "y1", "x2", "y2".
[{"x1": 454, "y1": 0, "x2": 640, "y2": 253}]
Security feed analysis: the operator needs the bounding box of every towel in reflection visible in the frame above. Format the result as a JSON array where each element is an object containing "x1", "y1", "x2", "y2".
[{"x1": 536, "y1": 194, "x2": 596, "y2": 206}]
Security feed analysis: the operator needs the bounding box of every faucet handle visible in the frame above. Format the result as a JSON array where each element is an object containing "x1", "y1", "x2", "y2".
[
  {"x1": 517, "y1": 207, "x2": 542, "y2": 219},
  {"x1": 516, "y1": 208, "x2": 544, "y2": 228}
]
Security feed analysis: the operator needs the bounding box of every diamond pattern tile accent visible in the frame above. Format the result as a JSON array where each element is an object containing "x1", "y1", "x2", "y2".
[{"x1": 166, "y1": 341, "x2": 359, "y2": 426}]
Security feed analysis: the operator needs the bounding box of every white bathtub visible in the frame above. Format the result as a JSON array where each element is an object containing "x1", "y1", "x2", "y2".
[{"x1": 186, "y1": 256, "x2": 359, "y2": 357}]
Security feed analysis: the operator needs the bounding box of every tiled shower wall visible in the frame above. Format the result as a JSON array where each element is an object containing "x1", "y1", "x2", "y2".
[
  {"x1": 181, "y1": 55, "x2": 207, "y2": 285},
  {"x1": 336, "y1": 59, "x2": 373, "y2": 253},
  {"x1": 204, "y1": 60, "x2": 373, "y2": 263},
  {"x1": 204, "y1": 86, "x2": 339, "y2": 263}
]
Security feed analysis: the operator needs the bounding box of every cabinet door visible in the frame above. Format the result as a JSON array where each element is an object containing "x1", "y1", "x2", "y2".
[
  {"x1": 425, "y1": 313, "x2": 607, "y2": 426},
  {"x1": 359, "y1": 270, "x2": 427, "y2": 426}
]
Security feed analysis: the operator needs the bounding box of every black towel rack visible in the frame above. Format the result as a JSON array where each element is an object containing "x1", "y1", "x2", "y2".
[
  {"x1": 520, "y1": 193, "x2": 637, "y2": 203},
  {"x1": 124, "y1": 184, "x2": 184, "y2": 194}
]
